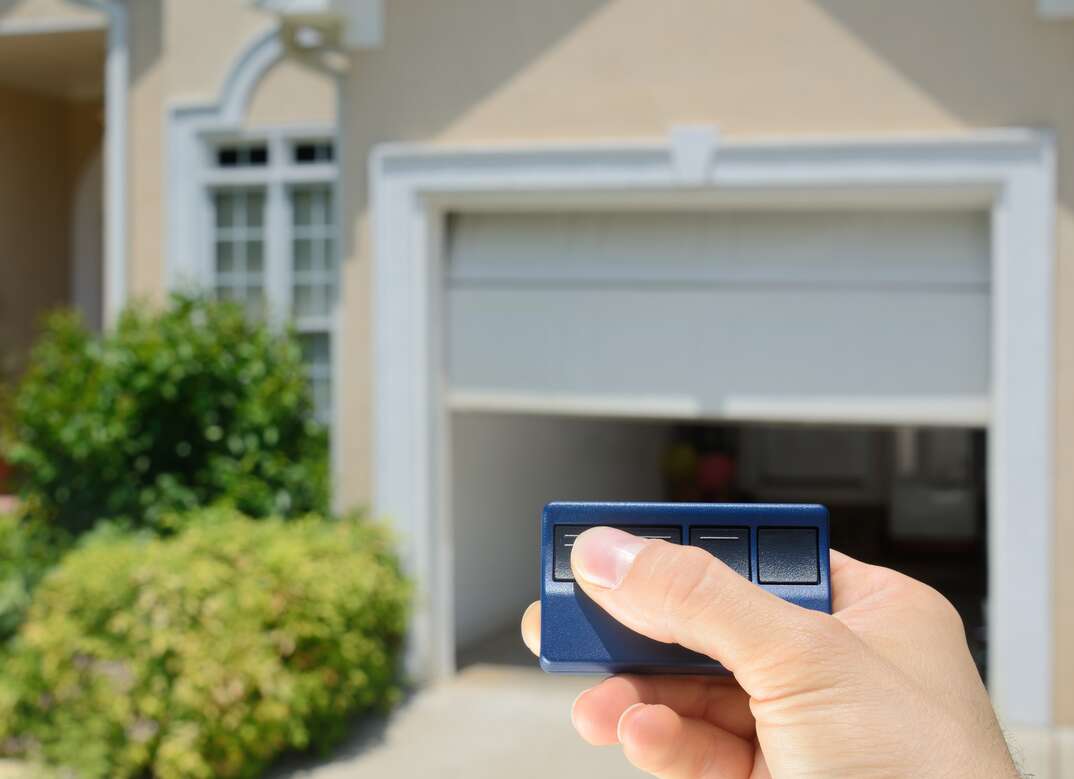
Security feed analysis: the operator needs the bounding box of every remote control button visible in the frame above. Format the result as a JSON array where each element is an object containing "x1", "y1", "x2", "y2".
[
  {"x1": 621, "y1": 526, "x2": 683, "y2": 545},
  {"x1": 757, "y1": 527, "x2": 819, "y2": 584},
  {"x1": 689, "y1": 527, "x2": 750, "y2": 579},
  {"x1": 552, "y1": 525, "x2": 682, "y2": 582},
  {"x1": 553, "y1": 525, "x2": 585, "y2": 581}
]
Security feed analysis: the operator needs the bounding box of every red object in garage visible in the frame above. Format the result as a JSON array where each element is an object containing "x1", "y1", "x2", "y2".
[{"x1": 697, "y1": 452, "x2": 735, "y2": 498}]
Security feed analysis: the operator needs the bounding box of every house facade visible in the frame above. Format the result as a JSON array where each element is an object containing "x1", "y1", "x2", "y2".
[{"x1": 2, "y1": 0, "x2": 1073, "y2": 773}]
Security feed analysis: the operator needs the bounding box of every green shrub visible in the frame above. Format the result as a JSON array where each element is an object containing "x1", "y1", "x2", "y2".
[
  {"x1": 0, "y1": 513, "x2": 65, "y2": 645},
  {"x1": 0, "y1": 508, "x2": 409, "y2": 778},
  {"x1": 6, "y1": 295, "x2": 328, "y2": 534}
]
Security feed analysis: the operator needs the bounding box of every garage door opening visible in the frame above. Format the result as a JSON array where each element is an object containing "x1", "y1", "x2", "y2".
[{"x1": 451, "y1": 412, "x2": 988, "y2": 678}]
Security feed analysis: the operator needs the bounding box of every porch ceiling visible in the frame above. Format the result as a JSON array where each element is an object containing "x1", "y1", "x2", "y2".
[{"x1": 0, "y1": 28, "x2": 104, "y2": 100}]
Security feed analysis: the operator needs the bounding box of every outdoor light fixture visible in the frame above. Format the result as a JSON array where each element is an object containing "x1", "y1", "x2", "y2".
[{"x1": 252, "y1": 0, "x2": 383, "y2": 49}]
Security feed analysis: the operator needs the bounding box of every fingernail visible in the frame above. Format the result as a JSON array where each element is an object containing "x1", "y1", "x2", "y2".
[
  {"x1": 569, "y1": 688, "x2": 589, "y2": 730},
  {"x1": 616, "y1": 702, "x2": 647, "y2": 744},
  {"x1": 571, "y1": 527, "x2": 648, "y2": 589}
]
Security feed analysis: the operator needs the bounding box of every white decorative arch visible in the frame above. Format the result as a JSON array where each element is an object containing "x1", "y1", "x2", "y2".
[{"x1": 166, "y1": 24, "x2": 284, "y2": 285}]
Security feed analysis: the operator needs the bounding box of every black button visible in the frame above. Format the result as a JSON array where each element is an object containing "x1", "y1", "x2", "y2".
[
  {"x1": 757, "y1": 527, "x2": 819, "y2": 584},
  {"x1": 553, "y1": 525, "x2": 585, "y2": 581},
  {"x1": 690, "y1": 527, "x2": 750, "y2": 579},
  {"x1": 553, "y1": 525, "x2": 682, "y2": 582},
  {"x1": 622, "y1": 526, "x2": 683, "y2": 545}
]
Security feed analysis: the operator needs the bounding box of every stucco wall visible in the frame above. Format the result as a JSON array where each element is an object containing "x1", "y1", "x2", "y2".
[
  {"x1": 245, "y1": 58, "x2": 337, "y2": 129},
  {"x1": 0, "y1": 85, "x2": 99, "y2": 374},
  {"x1": 127, "y1": 0, "x2": 272, "y2": 302},
  {"x1": 126, "y1": 1, "x2": 338, "y2": 302},
  {"x1": 335, "y1": 0, "x2": 1074, "y2": 724}
]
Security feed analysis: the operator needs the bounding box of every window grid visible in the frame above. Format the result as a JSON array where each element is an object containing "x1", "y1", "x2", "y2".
[
  {"x1": 291, "y1": 185, "x2": 337, "y2": 321},
  {"x1": 207, "y1": 137, "x2": 337, "y2": 427},
  {"x1": 294, "y1": 141, "x2": 334, "y2": 164},
  {"x1": 217, "y1": 144, "x2": 269, "y2": 168},
  {"x1": 299, "y1": 332, "x2": 332, "y2": 426},
  {"x1": 213, "y1": 189, "x2": 266, "y2": 319}
]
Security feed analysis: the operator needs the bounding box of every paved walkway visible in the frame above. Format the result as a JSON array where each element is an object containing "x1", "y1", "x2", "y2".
[
  {"x1": 5, "y1": 666, "x2": 640, "y2": 779},
  {"x1": 271, "y1": 627, "x2": 644, "y2": 779}
]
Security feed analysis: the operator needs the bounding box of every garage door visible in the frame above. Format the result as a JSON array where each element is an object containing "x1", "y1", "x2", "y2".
[{"x1": 446, "y1": 210, "x2": 990, "y2": 424}]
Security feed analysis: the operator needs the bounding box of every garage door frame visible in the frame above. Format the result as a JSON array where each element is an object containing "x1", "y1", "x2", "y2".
[{"x1": 369, "y1": 127, "x2": 1056, "y2": 728}]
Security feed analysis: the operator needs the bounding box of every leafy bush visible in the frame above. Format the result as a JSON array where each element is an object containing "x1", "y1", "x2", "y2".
[
  {"x1": 0, "y1": 513, "x2": 65, "y2": 645},
  {"x1": 0, "y1": 508, "x2": 409, "y2": 778},
  {"x1": 6, "y1": 295, "x2": 328, "y2": 534}
]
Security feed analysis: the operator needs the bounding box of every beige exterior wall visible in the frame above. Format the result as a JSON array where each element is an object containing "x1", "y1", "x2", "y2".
[
  {"x1": 125, "y1": 1, "x2": 338, "y2": 302},
  {"x1": 0, "y1": 83, "x2": 100, "y2": 375},
  {"x1": 335, "y1": 0, "x2": 1074, "y2": 724},
  {"x1": 127, "y1": 0, "x2": 273, "y2": 303},
  {"x1": 245, "y1": 59, "x2": 337, "y2": 129}
]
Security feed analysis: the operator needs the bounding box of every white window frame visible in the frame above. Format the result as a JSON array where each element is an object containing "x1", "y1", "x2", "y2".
[
  {"x1": 167, "y1": 25, "x2": 345, "y2": 506},
  {"x1": 370, "y1": 126, "x2": 1056, "y2": 732},
  {"x1": 198, "y1": 125, "x2": 340, "y2": 424}
]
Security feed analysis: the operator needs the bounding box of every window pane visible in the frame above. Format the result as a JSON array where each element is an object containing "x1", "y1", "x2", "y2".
[
  {"x1": 246, "y1": 191, "x2": 265, "y2": 229},
  {"x1": 300, "y1": 332, "x2": 330, "y2": 365},
  {"x1": 247, "y1": 240, "x2": 264, "y2": 273},
  {"x1": 215, "y1": 192, "x2": 234, "y2": 228},
  {"x1": 243, "y1": 287, "x2": 264, "y2": 319},
  {"x1": 294, "y1": 284, "x2": 315, "y2": 317},
  {"x1": 216, "y1": 144, "x2": 269, "y2": 168},
  {"x1": 217, "y1": 148, "x2": 239, "y2": 167},
  {"x1": 293, "y1": 190, "x2": 312, "y2": 226},
  {"x1": 299, "y1": 332, "x2": 332, "y2": 425},
  {"x1": 293, "y1": 238, "x2": 313, "y2": 271},
  {"x1": 294, "y1": 141, "x2": 335, "y2": 164},
  {"x1": 290, "y1": 185, "x2": 336, "y2": 318},
  {"x1": 312, "y1": 378, "x2": 331, "y2": 425},
  {"x1": 212, "y1": 188, "x2": 266, "y2": 320},
  {"x1": 216, "y1": 241, "x2": 234, "y2": 273}
]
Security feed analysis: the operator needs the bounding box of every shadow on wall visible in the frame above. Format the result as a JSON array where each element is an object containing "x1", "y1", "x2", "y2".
[
  {"x1": 351, "y1": 0, "x2": 612, "y2": 144},
  {"x1": 807, "y1": 5, "x2": 1074, "y2": 726},
  {"x1": 129, "y1": 0, "x2": 162, "y2": 85},
  {"x1": 339, "y1": 0, "x2": 612, "y2": 275},
  {"x1": 811, "y1": 0, "x2": 1074, "y2": 206}
]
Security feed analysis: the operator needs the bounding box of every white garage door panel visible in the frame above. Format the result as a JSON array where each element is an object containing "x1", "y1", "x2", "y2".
[
  {"x1": 447, "y1": 211, "x2": 990, "y2": 421},
  {"x1": 449, "y1": 211, "x2": 990, "y2": 287}
]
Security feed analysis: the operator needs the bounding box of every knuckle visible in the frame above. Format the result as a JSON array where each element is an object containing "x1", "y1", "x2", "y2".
[
  {"x1": 919, "y1": 584, "x2": 965, "y2": 632},
  {"x1": 888, "y1": 572, "x2": 965, "y2": 632}
]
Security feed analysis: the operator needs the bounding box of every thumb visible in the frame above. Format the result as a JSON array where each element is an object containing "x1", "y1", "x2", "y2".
[{"x1": 570, "y1": 526, "x2": 852, "y2": 695}]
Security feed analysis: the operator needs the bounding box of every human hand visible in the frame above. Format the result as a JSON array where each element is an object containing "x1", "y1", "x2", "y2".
[{"x1": 520, "y1": 526, "x2": 1018, "y2": 778}]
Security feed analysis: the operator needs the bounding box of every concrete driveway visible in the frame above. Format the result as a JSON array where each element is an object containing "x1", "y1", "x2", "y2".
[{"x1": 273, "y1": 663, "x2": 644, "y2": 779}]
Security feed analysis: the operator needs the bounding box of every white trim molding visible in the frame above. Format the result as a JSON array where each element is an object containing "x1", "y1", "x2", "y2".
[
  {"x1": 67, "y1": 0, "x2": 128, "y2": 327},
  {"x1": 167, "y1": 24, "x2": 284, "y2": 287},
  {"x1": 165, "y1": 21, "x2": 345, "y2": 497},
  {"x1": 369, "y1": 126, "x2": 1056, "y2": 730}
]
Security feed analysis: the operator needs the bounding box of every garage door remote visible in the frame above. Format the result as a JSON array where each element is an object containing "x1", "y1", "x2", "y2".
[{"x1": 540, "y1": 502, "x2": 831, "y2": 674}]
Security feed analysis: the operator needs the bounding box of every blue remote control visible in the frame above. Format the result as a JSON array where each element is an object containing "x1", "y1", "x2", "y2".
[{"x1": 540, "y1": 502, "x2": 831, "y2": 674}]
